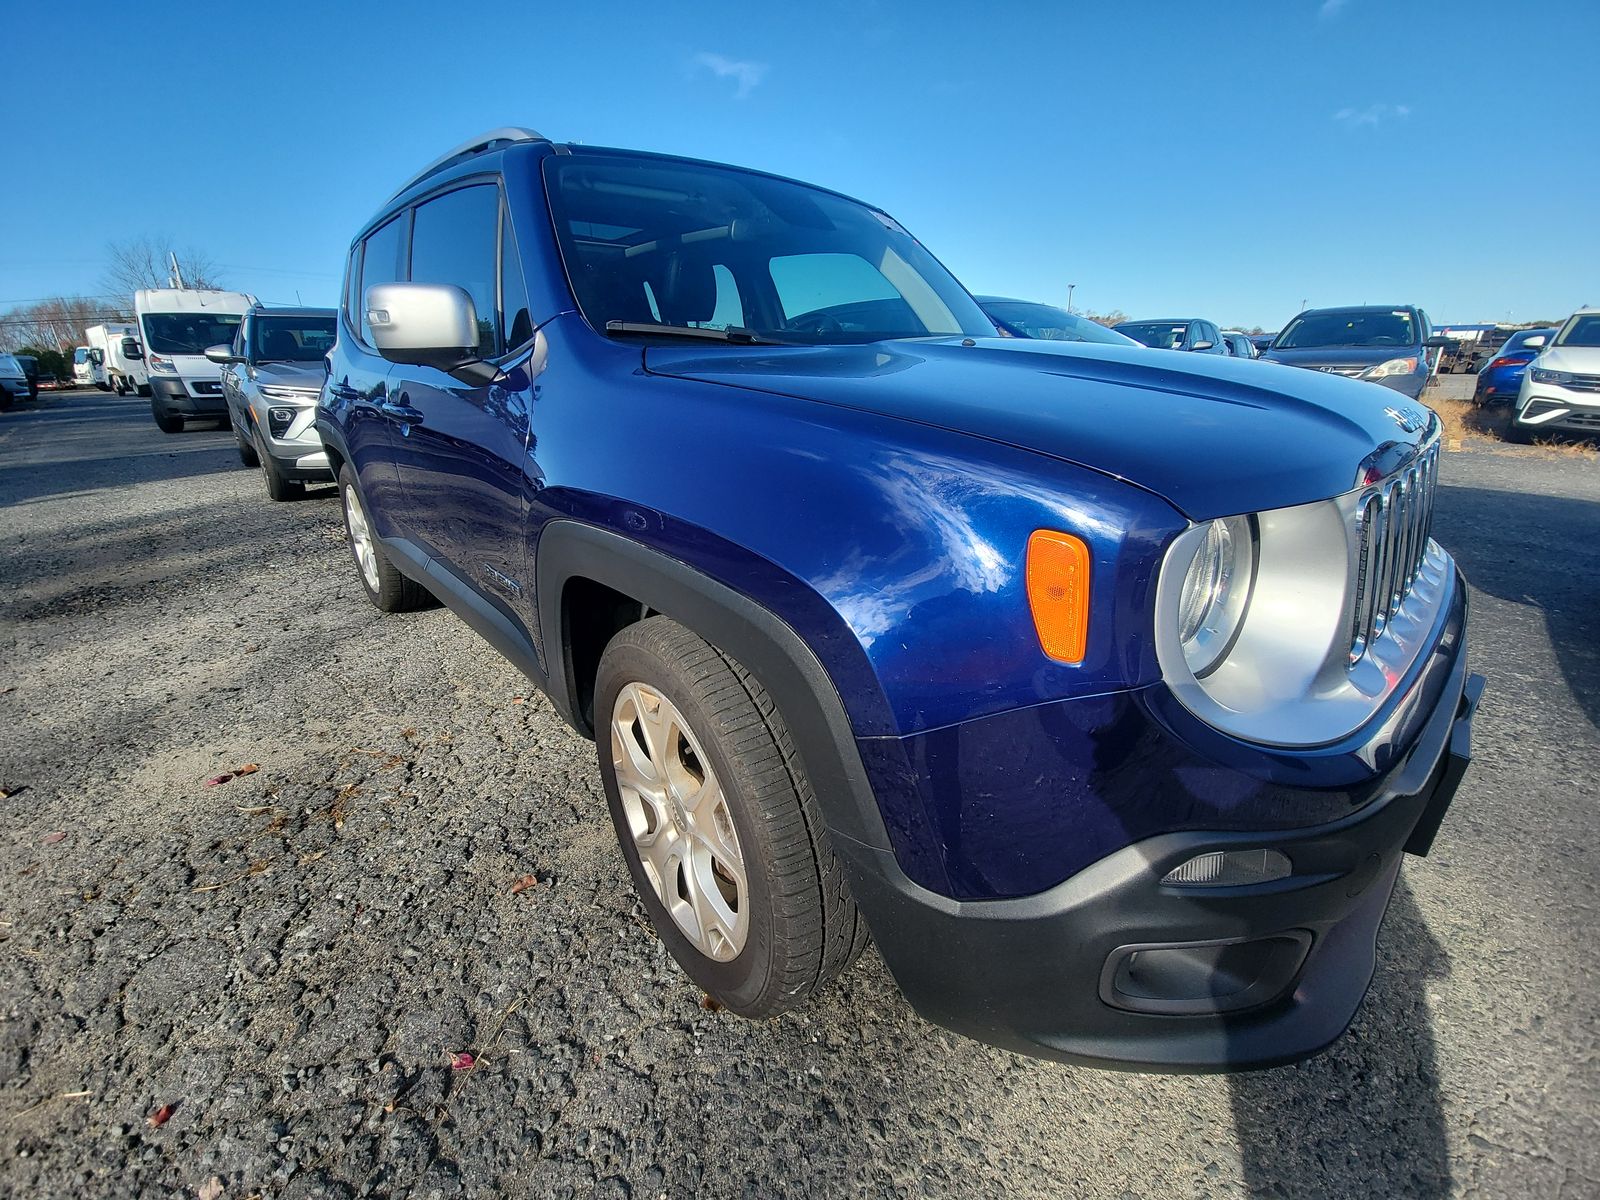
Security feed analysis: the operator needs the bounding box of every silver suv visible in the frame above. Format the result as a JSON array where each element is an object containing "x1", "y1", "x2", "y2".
[{"x1": 207, "y1": 306, "x2": 337, "y2": 500}]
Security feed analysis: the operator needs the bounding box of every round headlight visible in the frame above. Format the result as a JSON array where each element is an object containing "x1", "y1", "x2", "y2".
[{"x1": 1176, "y1": 515, "x2": 1256, "y2": 676}]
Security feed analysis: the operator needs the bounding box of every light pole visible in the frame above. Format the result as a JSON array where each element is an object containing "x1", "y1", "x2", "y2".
[{"x1": 1067, "y1": 283, "x2": 1076, "y2": 314}]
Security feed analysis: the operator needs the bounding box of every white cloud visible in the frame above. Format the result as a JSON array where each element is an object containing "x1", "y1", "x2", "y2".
[
  {"x1": 1319, "y1": 0, "x2": 1349, "y2": 17},
  {"x1": 1334, "y1": 103, "x2": 1412, "y2": 127},
  {"x1": 692, "y1": 52, "x2": 768, "y2": 100}
]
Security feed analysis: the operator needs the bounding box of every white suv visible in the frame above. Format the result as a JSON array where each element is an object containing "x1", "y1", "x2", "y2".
[{"x1": 1510, "y1": 308, "x2": 1600, "y2": 442}]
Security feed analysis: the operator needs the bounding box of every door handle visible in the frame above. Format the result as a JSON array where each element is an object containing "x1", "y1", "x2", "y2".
[
  {"x1": 380, "y1": 399, "x2": 426, "y2": 425},
  {"x1": 328, "y1": 382, "x2": 360, "y2": 401}
]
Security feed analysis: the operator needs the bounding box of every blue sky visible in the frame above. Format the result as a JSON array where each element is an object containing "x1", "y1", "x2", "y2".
[{"x1": 3, "y1": 0, "x2": 1596, "y2": 329}]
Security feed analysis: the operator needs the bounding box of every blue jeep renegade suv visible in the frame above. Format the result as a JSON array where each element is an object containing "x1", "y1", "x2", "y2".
[{"x1": 319, "y1": 128, "x2": 1483, "y2": 1071}]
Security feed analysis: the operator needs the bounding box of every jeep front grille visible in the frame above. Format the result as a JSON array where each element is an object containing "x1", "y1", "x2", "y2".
[{"x1": 1350, "y1": 441, "x2": 1439, "y2": 663}]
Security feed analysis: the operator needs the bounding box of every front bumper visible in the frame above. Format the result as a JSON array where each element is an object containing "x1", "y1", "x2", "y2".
[
  {"x1": 150, "y1": 376, "x2": 226, "y2": 416},
  {"x1": 838, "y1": 601, "x2": 1481, "y2": 1072},
  {"x1": 1515, "y1": 389, "x2": 1600, "y2": 435}
]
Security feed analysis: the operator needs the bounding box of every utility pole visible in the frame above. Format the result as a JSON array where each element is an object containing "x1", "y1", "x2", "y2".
[
  {"x1": 1067, "y1": 283, "x2": 1076, "y2": 314},
  {"x1": 168, "y1": 251, "x2": 186, "y2": 290}
]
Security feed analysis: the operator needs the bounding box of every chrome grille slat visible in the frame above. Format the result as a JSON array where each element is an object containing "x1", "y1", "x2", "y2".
[{"x1": 1350, "y1": 442, "x2": 1439, "y2": 663}]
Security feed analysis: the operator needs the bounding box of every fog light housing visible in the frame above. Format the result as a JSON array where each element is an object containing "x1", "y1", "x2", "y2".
[
  {"x1": 267, "y1": 406, "x2": 296, "y2": 438},
  {"x1": 1161, "y1": 848, "x2": 1292, "y2": 886}
]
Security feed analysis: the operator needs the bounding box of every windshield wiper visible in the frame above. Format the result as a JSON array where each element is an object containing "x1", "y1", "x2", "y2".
[{"x1": 605, "y1": 321, "x2": 789, "y2": 346}]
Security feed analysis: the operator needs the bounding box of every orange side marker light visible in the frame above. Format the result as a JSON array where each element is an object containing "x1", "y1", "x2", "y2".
[{"x1": 1026, "y1": 530, "x2": 1091, "y2": 664}]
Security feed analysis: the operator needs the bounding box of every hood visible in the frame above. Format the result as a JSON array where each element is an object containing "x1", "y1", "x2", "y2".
[
  {"x1": 1537, "y1": 346, "x2": 1600, "y2": 374},
  {"x1": 1259, "y1": 345, "x2": 1420, "y2": 373},
  {"x1": 250, "y1": 360, "x2": 325, "y2": 391},
  {"x1": 644, "y1": 337, "x2": 1435, "y2": 520}
]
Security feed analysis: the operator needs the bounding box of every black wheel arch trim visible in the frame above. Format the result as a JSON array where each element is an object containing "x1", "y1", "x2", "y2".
[{"x1": 533, "y1": 518, "x2": 895, "y2": 856}]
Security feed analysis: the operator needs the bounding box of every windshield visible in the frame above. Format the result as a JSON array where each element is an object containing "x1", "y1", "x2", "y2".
[
  {"x1": 1275, "y1": 309, "x2": 1417, "y2": 349},
  {"x1": 252, "y1": 314, "x2": 336, "y2": 363},
  {"x1": 74, "y1": 348, "x2": 89, "y2": 365},
  {"x1": 1115, "y1": 321, "x2": 1190, "y2": 349},
  {"x1": 1555, "y1": 314, "x2": 1600, "y2": 348},
  {"x1": 544, "y1": 153, "x2": 992, "y2": 345},
  {"x1": 0, "y1": 355, "x2": 20, "y2": 375},
  {"x1": 141, "y1": 311, "x2": 243, "y2": 356},
  {"x1": 980, "y1": 301, "x2": 1138, "y2": 346}
]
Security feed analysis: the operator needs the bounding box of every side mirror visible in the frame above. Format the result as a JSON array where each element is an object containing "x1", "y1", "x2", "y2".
[
  {"x1": 365, "y1": 282, "x2": 495, "y2": 384},
  {"x1": 1191, "y1": 340, "x2": 1215, "y2": 352},
  {"x1": 122, "y1": 339, "x2": 143, "y2": 360},
  {"x1": 1424, "y1": 336, "x2": 1450, "y2": 349},
  {"x1": 1523, "y1": 335, "x2": 1548, "y2": 349},
  {"x1": 204, "y1": 344, "x2": 242, "y2": 364},
  {"x1": 89, "y1": 348, "x2": 104, "y2": 365}
]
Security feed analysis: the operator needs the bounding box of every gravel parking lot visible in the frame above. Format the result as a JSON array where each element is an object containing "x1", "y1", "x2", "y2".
[{"x1": 2, "y1": 387, "x2": 1596, "y2": 1199}]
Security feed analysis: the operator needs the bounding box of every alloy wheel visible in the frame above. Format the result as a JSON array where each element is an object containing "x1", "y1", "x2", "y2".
[{"x1": 610, "y1": 682, "x2": 749, "y2": 960}]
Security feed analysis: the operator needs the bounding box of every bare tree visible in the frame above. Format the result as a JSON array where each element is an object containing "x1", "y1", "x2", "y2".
[
  {"x1": 102, "y1": 236, "x2": 225, "y2": 304},
  {"x1": 1081, "y1": 309, "x2": 1128, "y2": 328},
  {"x1": 0, "y1": 296, "x2": 124, "y2": 353}
]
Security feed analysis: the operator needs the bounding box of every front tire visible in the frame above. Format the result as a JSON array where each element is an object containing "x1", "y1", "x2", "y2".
[
  {"x1": 152, "y1": 404, "x2": 183, "y2": 434},
  {"x1": 236, "y1": 428, "x2": 259, "y2": 467},
  {"x1": 594, "y1": 617, "x2": 867, "y2": 1017},
  {"x1": 337, "y1": 465, "x2": 429, "y2": 612},
  {"x1": 257, "y1": 434, "x2": 303, "y2": 501}
]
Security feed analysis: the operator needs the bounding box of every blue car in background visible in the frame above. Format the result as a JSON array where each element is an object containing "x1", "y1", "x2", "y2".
[
  {"x1": 1261, "y1": 305, "x2": 1442, "y2": 400},
  {"x1": 1473, "y1": 327, "x2": 1555, "y2": 407},
  {"x1": 319, "y1": 128, "x2": 1481, "y2": 1071},
  {"x1": 976, "y1": 296, "x2": 1143, "y2": 347}
]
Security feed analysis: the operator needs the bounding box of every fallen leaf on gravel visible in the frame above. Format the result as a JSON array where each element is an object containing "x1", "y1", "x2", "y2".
[
  {"x1": 2, "y1": 785, "x2": 30, "y2": 800},
  {"x1": 197, "y1": 1176, "x2": 225, "y2": 1200},
  {"x1": 700, "y1": 994, "x2": 724, "y2": 1012},
  {"x1": 147, "y1": 1102, "x2": 176, "y2": 1127},
  {"x1": 511, "y1": 696, "x2": 527, "y2": 705},
  {"x1": 233, "y1": 763, "x2": 260, "y2": 777},
  {"x1": 40, "y1": 831, "x2": 66, "y2": 845},
  {"x1": 449, "y1": 1051, "x2": 475, "y2": 1071},
  {"x1": 509, "y1": 875, "x2": 539, "y2": 895}
]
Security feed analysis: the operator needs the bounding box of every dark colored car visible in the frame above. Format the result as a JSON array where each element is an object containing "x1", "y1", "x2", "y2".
[
  {"x1": 318, "y1": 129, "x2": 1481, "y2": 1072},
  {"x1": 1250, "y1": 334, "x2": 1276, "y2": 355},
  {"x1": 976, "y1": 297, "x2": 1142, "y2": 347},
  {"x1": 13, "y1": 354, "x2": 41, "y2": 399},
  {"x1": 208, "y1": 306, "x2": 338, "y2": 500},
  {"x1": 1112, "y1": 318, "x2": 1230, "y2": 354},
  {"x1": 1261, "y1": 305, "x2": 1441, "y2": 400},
  {"x1": 1473, "y1": 327, "x2": 1556, "y2": 407}
]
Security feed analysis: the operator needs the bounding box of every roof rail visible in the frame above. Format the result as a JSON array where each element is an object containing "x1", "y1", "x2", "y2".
[{"x1": 387, "y1": 127, "x2": 547, "y2": 201}]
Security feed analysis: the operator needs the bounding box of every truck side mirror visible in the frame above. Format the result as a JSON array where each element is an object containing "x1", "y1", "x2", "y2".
[
  {"x1": 122, "y1": 339, "x2": 143, "y2": 360},
  {"x1": 365, "y1": 282, "x2": 497, "y2": 385}
]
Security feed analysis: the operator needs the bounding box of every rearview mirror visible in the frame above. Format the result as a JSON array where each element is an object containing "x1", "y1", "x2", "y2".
[
  {"x1": 204, "y1": 344, "x2": 241, "y2": 364},
  {"x1": 365, "y1": 282, "x2": 496, "y2": 384},
  {"x1": 1523, "y1": 335, "x2": 1548, "y2": 349}
]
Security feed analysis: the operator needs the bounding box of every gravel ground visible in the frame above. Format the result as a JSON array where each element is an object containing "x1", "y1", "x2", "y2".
[{"x1": 1, "y1": 387, "x2": 1596, "y2": 1199}]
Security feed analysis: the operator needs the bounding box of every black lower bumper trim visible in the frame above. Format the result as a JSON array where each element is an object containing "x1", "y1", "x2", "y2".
[
  {"x1": 149, "y1": 377, "x2": 225, "y2": 415},
  {"x1": 831, "y1": 650, "x2": 1483, "y2": 1073}
]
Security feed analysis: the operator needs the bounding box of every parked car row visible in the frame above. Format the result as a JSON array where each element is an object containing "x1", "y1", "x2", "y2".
[
  {"x1": 1500, "y1": 310, "x2": 1600, "y2": 443},
  {"x1": 255, "y1": 128, "x2": 1484, "y2": 1072}
]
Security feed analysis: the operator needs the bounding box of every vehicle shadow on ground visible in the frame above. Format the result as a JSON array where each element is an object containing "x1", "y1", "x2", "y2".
[
  {"x1": 1434, "y1": 484, "x2": 1600, "y2": 727},
  {"x1": 1229, "y1": 878, "x2": 1452, "y2": 1198}
]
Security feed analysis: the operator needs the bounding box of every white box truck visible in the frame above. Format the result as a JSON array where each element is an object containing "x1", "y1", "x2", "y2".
[
  {"x1": 84, "y1": 323, "x2": 151, "y2": 396},
  {"x1": 135, "y1": 288, "x2": 257, "y2": 433}
]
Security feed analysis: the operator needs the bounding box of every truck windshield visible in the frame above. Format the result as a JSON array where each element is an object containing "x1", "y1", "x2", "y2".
[
  {"x1": 141, "y1": 312, "x2": 243, "y2": 355},
  {"x1": 544, "y1": 153, "x2": 992, "y2": 345},
  {"x1": 1275, "y1": 310, "x2": 1417, "y2": 349},
  {"x1": 252, "y1": 315, "x2": 336, "y2": 362}
]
